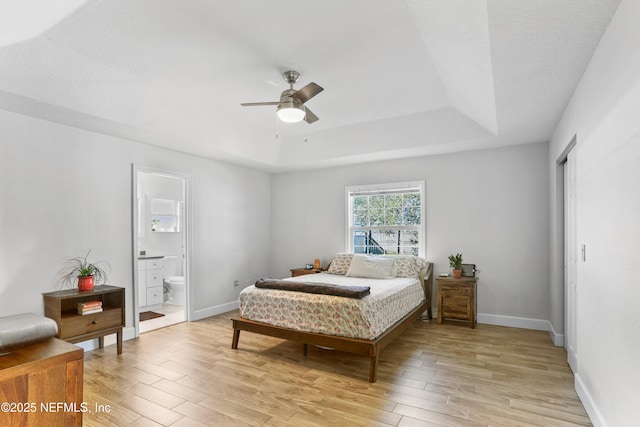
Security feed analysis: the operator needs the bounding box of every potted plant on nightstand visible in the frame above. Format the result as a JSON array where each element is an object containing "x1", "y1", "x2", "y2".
[
  {"x1": 58, "y1": 249, "x2": 110, "y2": 291},
  {"x1": 448, "y1": 253, "x2": 463, "y2": 279}
]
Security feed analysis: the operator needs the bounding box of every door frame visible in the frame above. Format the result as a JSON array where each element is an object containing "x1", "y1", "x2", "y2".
[
  {"x1": 132, "y1": 164, "x2": 192, "y2": 337},
  {"x1": 558, "y1": 135, "x2": 578, "y2": 372}
]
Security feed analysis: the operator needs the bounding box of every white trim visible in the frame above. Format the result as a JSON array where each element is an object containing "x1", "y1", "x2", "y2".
[
  {"x1": 557, "y1": 133, "x2": 577, "y2": 165},
  {"x1": 191, "y1": 301, "x2": 239, "y2": 321},
  {"x1": 476, "y1": 313, "x2": 552, "y2": 332},
  {"x1": 575, "y1": 374, "x2": 607, "y2": 427},
  {"x1": 548, "y1": 321, "x2": 565, "y2": 347},
  {"x1": 432, "y1": 311, "x2": 560, "y2": 337}
]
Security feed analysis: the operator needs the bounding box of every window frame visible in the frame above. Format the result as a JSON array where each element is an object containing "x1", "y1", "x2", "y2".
[{"x1": 345, "y1": 180, "x2": 426, "y2": 258}]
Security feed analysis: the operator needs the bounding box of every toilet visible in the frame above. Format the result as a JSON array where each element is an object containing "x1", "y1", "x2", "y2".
[{"x1": 163, "y1": 256, "x2": 186, "y2": 305}]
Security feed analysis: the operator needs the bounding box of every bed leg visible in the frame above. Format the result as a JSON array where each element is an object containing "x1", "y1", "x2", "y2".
[
  {"x1": 427, "y1": 306, "x2": 433, "y2": 320},
  {"x1": 369, "y1": 356, "x2": 378, "y2": 383},
  {"x1": 231, "y1": 329, "x2": 240, "y2": 349},
  {"x1": 303, "y1": 343, "x2": 308, "y2": 356}
]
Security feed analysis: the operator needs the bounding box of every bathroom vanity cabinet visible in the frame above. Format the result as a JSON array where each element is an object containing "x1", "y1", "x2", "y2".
[{"x1": 138, "y1": 257, "x2": 164, "y2": 308}]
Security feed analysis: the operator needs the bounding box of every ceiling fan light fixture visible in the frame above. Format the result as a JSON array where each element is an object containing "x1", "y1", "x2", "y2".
[{"x1": 277, "y1": 102, "x2": 306, "y2": 123}]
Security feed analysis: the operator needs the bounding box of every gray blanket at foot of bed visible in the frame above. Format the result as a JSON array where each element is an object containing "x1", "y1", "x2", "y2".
[{"x1": 254, "y1": 277, "x2": 370, "y2": 299}]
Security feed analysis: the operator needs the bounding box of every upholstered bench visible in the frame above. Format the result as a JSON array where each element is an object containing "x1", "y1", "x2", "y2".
[
  {"x1": 0, "y1": 312, "x2": 58, "y2": 355},
  {"x1": 0, "y1": 313, "x2": 84, "y2": 426}
]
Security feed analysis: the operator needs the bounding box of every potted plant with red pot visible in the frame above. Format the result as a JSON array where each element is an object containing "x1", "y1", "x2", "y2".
[{"x1": 58, "y1": 250, "x2": 110, "y2": 291}]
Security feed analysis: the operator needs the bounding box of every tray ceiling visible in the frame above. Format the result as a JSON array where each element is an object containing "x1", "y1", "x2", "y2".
[{"x1": 0, "y1": 0, "x2": 621, "y2": 171}]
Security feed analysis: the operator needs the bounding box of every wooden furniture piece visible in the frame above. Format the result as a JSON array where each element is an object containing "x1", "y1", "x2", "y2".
[
  {"x1": 232, "y1": 263, "x2": 433, "y2": 382},
  {"x1": 290, "y1": 268, "x2": 323, "y2": 277},
  {"x1": 138, "y1": 257, "x2": 165, "y2": 308},
  {"x1": 0, "y1": 338, "x2": 83, "y2": 426},
  {"x1": 43, "y1": 285, "x2": 125, "y2": 354},
  {"x1": 436, "y1": 276, "x2": 478, "y2": 328},
  {"x1": 423, "y1": 270, "x2": 433, "y2": 320}
]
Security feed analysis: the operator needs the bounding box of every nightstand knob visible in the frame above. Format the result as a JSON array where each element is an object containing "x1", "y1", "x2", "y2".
[{"x1": 92, "y1": 320, "x2": 98, "y2": 325}]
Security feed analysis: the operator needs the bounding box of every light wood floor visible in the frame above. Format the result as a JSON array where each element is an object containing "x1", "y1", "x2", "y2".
[{"x1": 83, "y1": 311, "x2": 591, "y2": 426}]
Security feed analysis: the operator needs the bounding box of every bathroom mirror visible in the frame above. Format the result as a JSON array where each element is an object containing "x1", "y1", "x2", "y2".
[{"x1": 150, "y1": 198, "x2": 181, "y2": 232}]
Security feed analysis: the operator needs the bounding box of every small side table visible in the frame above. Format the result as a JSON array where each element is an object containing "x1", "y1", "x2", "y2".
[
  {"x1": 43, "y1": 285, "x2": 125, "y2": 354},
  {"x1": 436, "y1": 276, "x2": 478, "y2": 328},
  {"x1": 290, "y1": 268, "x2": 323, "y2": 277}
]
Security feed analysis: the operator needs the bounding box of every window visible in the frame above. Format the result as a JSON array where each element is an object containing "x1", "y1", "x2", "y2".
[
  {"x1": 150, "y1": 198, "x2": 182, "y2": 232},
  {"x1": 346, "y1": 181, "x2": 425, "y2": 257}
]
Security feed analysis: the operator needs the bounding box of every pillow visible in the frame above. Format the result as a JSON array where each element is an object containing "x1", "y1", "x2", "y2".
[
  {"x1": 394, "y1": 255, "x2": 421, "y2": 278},
  {"x1": 346, "y1": 254, "x2": 396, "y2": 279},
  {"x1": 327, "y1": 253, "x2": 354, "y2": 275}
]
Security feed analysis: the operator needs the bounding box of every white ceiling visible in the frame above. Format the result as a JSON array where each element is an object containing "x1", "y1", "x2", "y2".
[{"x1": 0, "y1": 0, "x2": 621, "y2": 172}]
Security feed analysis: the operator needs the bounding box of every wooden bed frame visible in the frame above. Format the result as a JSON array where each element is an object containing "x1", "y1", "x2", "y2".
[{"x1": 231, "y1": 263, "x2": 433, "y2": 382}]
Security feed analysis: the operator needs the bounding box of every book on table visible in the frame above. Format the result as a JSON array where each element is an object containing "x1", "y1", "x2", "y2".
[
  {"x1": 77, "y1": 300, "x2": 103, "y2": 315},
  {"x1": 79, "y1": 307, "x2": 103, "y2": 315}
]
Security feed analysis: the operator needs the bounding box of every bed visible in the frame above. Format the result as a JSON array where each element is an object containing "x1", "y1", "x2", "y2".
[{"x1": 231, "y1": 254, "x2": 433, "y2": 382}]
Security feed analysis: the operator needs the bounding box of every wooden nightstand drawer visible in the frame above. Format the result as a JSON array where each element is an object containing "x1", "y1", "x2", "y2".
[
  {"x1": 440, "y1": 285, "x2": 472, "y2": 296},
  {"x1": 290, "y1": 268, "x2": 322, "y2": 277},
  {"x1": 441, "y1": 296, "x2": 471, "y2": 318},
  {"x1": 60, "y1": 307, "x2": 123, "y2": 339}
]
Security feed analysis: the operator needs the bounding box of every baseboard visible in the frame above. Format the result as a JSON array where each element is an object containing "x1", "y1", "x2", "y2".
[
  {"x1": 575, "y1": 373, "x2": 607, "y2": 427},
  {"x1": 476, "y1": 313, "x2": 550, "y2": 332},
  {"x1": 191, "y1": 300, "x2": 239, "y2": 321},
  {"x1": 548, "y1": 321, "x2": 565, "y2": 347}
]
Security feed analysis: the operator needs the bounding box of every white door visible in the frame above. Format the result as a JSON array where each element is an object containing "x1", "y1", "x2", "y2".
[{"x1": 564, "y1": 148, "x2": 578, "y2": 372}]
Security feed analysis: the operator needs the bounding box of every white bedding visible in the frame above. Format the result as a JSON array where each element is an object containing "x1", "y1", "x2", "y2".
[{"x1": 238, "y1": 272, "x2": 425, "y2": 339}]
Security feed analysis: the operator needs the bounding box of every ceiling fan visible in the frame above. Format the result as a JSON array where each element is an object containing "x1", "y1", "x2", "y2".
[{"x1": 241, "y1": 70, "x2": 323, "y2": 124}]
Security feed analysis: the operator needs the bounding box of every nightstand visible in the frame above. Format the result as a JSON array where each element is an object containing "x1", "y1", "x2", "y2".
[
  {"x1": 43, "y1": 285, "x2": 125, "y2": 354},
  {"x1": 290, "y1": 268, "x2": 322, "y2": 277},
  {"x1": 436, "y1": 276, "x2": 478, "y2": 328}
]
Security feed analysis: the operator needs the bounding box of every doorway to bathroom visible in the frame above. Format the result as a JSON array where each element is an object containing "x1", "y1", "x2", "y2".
[{"x1": 132, "y1": 165, "x2": 190, "y2": 335}]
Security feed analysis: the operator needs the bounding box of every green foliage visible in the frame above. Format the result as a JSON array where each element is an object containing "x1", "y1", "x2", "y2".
[
  {"x1": 448, "y1": 253, "x2": 463, "y2": 270},
  {"x1": 352, "y1": 192, "x2": 421, "y2": 226},
  {"x1": 58, "y1": 249, "x2": 110, "y2": 289}
]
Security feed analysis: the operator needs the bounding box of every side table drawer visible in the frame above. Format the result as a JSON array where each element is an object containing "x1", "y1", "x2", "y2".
[{"x1": 60, "y1": 308, "x2": 123, "y2": 339}]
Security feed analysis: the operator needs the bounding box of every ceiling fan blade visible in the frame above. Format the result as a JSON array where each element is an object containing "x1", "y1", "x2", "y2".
[
  {"x1": 304, "y1": 107, "x2": 319, "y2": 124},
  {"x1": 292, "y1": 82, "x2": 323, "y2": 103},
  {"x1": 240, "y1": 101, "x2": 279, "y2": 107}
]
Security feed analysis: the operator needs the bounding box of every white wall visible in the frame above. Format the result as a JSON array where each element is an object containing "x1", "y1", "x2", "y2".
[
  {"x1": 271, "y1": 142, "x2": 550, "y2": 326},
  {"x1": 0, "y1": 109, "x2": 271, "y2": 337},
  {"x1": 548, "y1": 1, "x2": 639, "y2": 425}
]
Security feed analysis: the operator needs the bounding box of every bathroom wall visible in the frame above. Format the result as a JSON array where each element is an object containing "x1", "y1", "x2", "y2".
[{"x1": 137, "y1": 172, "x2": 184, "y2": 273}]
